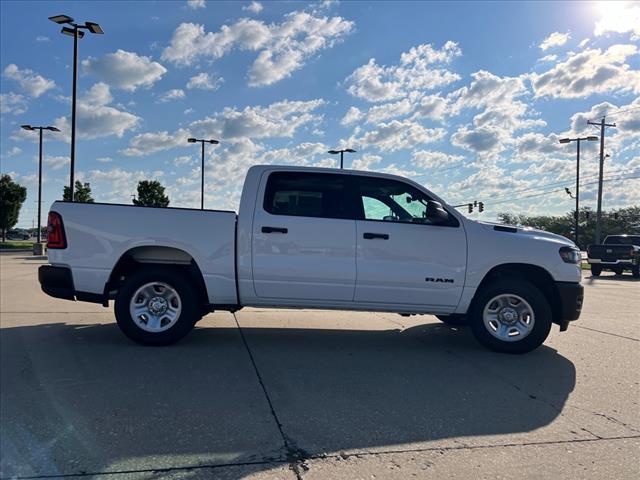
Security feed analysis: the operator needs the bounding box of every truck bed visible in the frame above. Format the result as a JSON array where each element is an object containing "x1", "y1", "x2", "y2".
[{"x1": 47, "y1": 201, "x2": 238, "y2": 304}]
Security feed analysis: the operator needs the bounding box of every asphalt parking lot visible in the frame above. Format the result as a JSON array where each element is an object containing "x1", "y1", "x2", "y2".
[{"x1": 1, "y1": 252, "x2": 638, "y2": 479}]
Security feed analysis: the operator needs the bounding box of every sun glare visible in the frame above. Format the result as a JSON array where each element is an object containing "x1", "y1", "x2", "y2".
[{"x1": 594, "y1": 1, "x2": 640, "y2": 36}]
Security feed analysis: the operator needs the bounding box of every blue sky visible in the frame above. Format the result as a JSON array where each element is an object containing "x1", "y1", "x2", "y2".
[{"x1": 1, "y1": 0, "x2": 639, "y2": 228}]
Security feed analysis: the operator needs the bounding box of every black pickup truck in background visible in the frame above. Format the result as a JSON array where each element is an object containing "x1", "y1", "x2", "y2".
[{"x1": 587, "y1": 235, "x2": 640, "y2": 278}]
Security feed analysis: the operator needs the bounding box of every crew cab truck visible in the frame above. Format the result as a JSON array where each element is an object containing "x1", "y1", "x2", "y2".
[
  {"x1": 587, "y1": 235, "x2": 640, "y2": 278},
  {"x1": 39, "y1": 165, "x2": 584, "y2": 354}
]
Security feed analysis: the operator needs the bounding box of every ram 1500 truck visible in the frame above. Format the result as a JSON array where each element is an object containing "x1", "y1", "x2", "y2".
[
  {"x1": 587, "y1": 235, "x2": 640, "y2": 278},
  {"x1": 39, "y1": 165, "x2": 584, "y2": 353}
]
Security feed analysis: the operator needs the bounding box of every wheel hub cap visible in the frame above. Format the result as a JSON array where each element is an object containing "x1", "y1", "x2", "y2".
[
  {"x1": 498, "y1": 307, "x2": 518, "y2": 325},
  {"x1": 148, "y1": 296, "x2": 168, "y2": 315}
]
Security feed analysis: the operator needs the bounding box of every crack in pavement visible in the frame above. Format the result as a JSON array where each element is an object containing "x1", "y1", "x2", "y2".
[
  {"x1": 232, "y1": 313, "x2": 310, "y2": 480},
  {"x1": 4, "y1": 435, "x2": 638, "y2": 480},
  {"x1": 573, "y1": 324, "x2": 639, "y2": 342}
]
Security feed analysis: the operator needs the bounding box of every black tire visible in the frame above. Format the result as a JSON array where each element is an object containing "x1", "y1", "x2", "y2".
[
  {"x1": 590, "y1": 265, "x2": 602, "y2": 276},
  {"x1": 633, "y1": 264, "x2": 640, "y2": 279},
  {"x1": 436, "y1": 314, "x2": 468, "y2": 326},
  {"x1": 468, "y1": 279, "x2": 552, "y2": 354},
  {"x1": 613, "y1": 266, "x2": 624, "y2": 275},
  {"x1": 115, "y1": 266, "x2": 200, "y2": 346}
]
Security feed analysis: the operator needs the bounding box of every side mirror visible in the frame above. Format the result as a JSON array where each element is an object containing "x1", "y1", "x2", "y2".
[{"x1": 425, "y1": 200, "x2": 448, "y2": 223}]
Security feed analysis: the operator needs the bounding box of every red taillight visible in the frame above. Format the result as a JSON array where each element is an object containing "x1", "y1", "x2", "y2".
[{"x1": 47, "y1": 211, "x2": 67, "y2": 249}]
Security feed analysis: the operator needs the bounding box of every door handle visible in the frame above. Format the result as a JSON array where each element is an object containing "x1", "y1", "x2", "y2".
[
  {"x1": 363, "y1": 232, "x2": 389, "y2": 240},
  {"x1": 262, "y1": 226, "x2": 288, "y2": 234}
]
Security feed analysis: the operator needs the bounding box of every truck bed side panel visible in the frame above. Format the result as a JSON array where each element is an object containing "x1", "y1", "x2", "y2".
[{"x1": 47, "y1": 202, "x2": 237, "y2": 304}]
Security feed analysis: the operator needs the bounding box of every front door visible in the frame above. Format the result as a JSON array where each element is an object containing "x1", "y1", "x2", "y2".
[
  {"x1": 352, "y1": 175, "x2": 467, "y2": 308},
  {"x1": 251, "y1": 171, "x2": 357, "y2": 301}
]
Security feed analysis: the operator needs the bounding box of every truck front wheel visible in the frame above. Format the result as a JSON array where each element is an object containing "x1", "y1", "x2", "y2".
[
  {"x1": 114, "y1": 267, "x2": 200, "y2": 346},
  {"x1": 590, "y1": 265, "x2": 602, "y2": 276},
  {"x1": 469, "y1": 279, "x2": 552, "y2": 354}
]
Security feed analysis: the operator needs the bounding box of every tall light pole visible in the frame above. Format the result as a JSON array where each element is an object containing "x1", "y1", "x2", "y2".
[
  {"x1": 587, "y1": 117, "x2": 616, "y2": 244},
  {"x1": 328, "y1": 148, "x2": 356, "y2": 169},
  {"x1": 559, "y1": 135, "x2": 598, "y2": 247},
  {"x1": 188, "y1": 138, "x2": 220, "y2": 210},
  {"x1": 49, "y1": 14, "x2": 104, "y2": 202},
  {"x1": 20, "y1": 125, "x2": 60, "y2": 252}
]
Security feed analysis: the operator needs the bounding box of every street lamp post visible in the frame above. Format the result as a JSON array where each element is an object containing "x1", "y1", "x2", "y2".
[
  {"x1": 49, "y1": 14, "x2": 104, "y2": 202},
  {"x1": 559, "y1": 135, "x2": 598, "y2": 246},
  {"x1": 328, "y1": 148, "x2": 356, "y2": 169},
  {"x1": 188, "y1": 138, "x2": 220, "y2": 210},
  {"x1": 21, "y1": 125, "x2": 61, "y2": 253}
]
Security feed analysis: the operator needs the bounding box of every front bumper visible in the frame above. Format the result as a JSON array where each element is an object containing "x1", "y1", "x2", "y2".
[
  {"x1": 555, "y1": 281, "x2": 584, "y2": 329},
  {"x1": 39, "y1": 265, "x2": 106, "y2": 305}
]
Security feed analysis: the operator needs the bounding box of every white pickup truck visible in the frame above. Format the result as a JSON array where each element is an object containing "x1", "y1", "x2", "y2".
[{"x1": 39, "y1": 165, "x2": 583, "y2": 353}]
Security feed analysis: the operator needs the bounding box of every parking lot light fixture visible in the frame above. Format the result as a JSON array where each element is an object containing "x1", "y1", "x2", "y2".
[
  {"x1": 187, "y1": 138, "x2": 220, "y2": 210},
  {"x1": 50, "y1": 14, "x2": 104, "y2": 202},
  {"x1": 328, "y1": 148, "x2": 356, "y2": 169},
  {"x1": 558, "y1": 135, "x2": 599, "y2": 246},
  {"x1": 21, "y1": 124, "x2": 60, "y2": 248}
]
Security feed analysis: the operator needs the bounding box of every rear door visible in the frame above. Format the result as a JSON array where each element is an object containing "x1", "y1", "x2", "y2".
[
  {"x1": 251, "y1": 171, "x2": 357, "y2": 301},
  {"x1": 352, "y1": 175, "x2": 467, "y2": 308}
]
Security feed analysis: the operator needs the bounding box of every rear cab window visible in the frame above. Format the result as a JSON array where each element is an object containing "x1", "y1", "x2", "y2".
[{"x1": 263, "y1": 172, "x2": 351, "y2": 220}]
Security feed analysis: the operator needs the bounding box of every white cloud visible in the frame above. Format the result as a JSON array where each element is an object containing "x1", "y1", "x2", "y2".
[
  {"x1": 530, "y1": 44, "x2": 640, "y2": 98},
  {"x1": 184, "y1": 108, "x2": 194, "y2": 115},
  {"x1": 539, "y1": 31, "x2": 571, "y2": 51},
  {"x1": 0, "y1": 92, "x2": 27, "y2": 114},
  {"x1": 44, "y1": 155, "x2": 70, "y2": 170},
  {"x1": 412, "y1": 94, "x2": 447, "y2": 121},
  {"x1": 449, "y1": 70, "x2": 527, "y2": 113},
  {"x1": 341, "y1": 106, "x2": 363, "y2": 126},
  {"x1": 451, "y1": 125, "x2": 509, "y2": 154},
  {"x1": 594, "y1": 3, "x2": 640, "y2": 40},
  {"x1": 53, "y1": 83, "x2": 140, "y2": 140},
  {"x1": 411, "y1": 150, "x2": 465, "y2": 169},
  {"x1": 187, "y1": 0, "x2": 206, "y2": 9},
  {"x1": 122, "y1": 99, "x2": 324, "y2": 156},
  {"x1": 159, "y1": 89, "x2": 186, "y2": 102},
  {"x1": 162, "y1": 12, "x2": 353, "y2": 87},
  {"x1": 352, "y1": 153, "x2": 382, "y2": 171},
  {"x1": 3, "y1": 64, "x2": 55, "y2": 97},
  {"x1": 35, "y1": 36, "x2": 50, "y2": 42},
  {"x1": 121, "y1": 130, "x2": 188, "y2": 156},
  {"x1": 358, "y1": 120, "x2": 446, "y2": 152},
  {"x1": 96, "y1": 157, "x2": 112, "y2": 163},
  {"x1": 539, "y1": 54, "x2": 557, "y2": 63},
  {"x1": 365, "y1": 98, "x2": 414, "y2": 123},
  {"x1": 173, "y1": 155, "x2": 193, "y2": 166},
  {"x1": 186, "y1": 72, "x2": 223, "y2": 91},
  {"x1": 82, "y1": 50, "x2": 167, "y2": 91},
  {"x1": 243, "y1": 1, "x2": 263, "y2": 13},
  {"x1": 345, "y1": 41, "x2": 461, "y2": 102},
  {"x1": 578, "y1": 38, "x2": 590, "y2": 49},
  {"x1": 3, "y1": 146, "x2": 22, "y2": 158}
]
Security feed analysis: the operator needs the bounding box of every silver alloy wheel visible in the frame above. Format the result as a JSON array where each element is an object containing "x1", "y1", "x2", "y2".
[
  {"x1": 129, "y1": 282, "x2": 182, "y2": 333},
  {"x1": 482, "y1": 294, "x2": 535, "y2": 342}
]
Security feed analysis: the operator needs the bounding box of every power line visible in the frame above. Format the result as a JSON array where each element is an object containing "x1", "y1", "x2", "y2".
[
  {"x1": 484, "y1": 174, "x2": 640, "y2": 206},
  {"x1": 600, "y1": 105, "x2": 640, "y2": 119}
]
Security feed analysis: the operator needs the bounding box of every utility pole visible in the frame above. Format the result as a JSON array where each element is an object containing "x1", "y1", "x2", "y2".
[{"x1": 587, "y1": 117, "x2": 616, "y2": 244}]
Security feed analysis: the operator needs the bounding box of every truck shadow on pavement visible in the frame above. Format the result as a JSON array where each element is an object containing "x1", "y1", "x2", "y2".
[{"x1": 1, "y1": 321, "x2": 576, "y2": 479}]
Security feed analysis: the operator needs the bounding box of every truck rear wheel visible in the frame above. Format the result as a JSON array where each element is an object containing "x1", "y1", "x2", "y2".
[
  {"x1": 114, "y1": 267, "x2": 200, "y2": 345},
  {"x1": 469, "y1": 279, "x2": 552, "y2": 354},
  {"x1": 590, "y1": 265, "x2": 602, "y2": 276}
]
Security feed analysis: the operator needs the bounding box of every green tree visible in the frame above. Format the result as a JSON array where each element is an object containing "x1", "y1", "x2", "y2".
[
  {"x1": 133, "y1": 180, "x2": 170, "y2": 207},
  {"x1": 63, "y1": 181, "x2": 94, "y2": 203},
  {"x1": 0, "y1": 174, "x2": 28, "y2": 242},
  {"x1": 498, "y1": 206, "x2": 640, "y2": 250}
]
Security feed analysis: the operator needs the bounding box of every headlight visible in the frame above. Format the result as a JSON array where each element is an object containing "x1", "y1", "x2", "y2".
[{"x1": 559, "y1": 246, "x2": 581, "y2": 264}]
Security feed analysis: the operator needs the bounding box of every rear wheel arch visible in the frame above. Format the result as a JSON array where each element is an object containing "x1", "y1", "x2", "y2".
[
  {"x1": 106, "y1": 246, "x2": 209, "y2": 311},
  {"x1": 471, "y1": 263, "x2": 562, "y2": 326}
]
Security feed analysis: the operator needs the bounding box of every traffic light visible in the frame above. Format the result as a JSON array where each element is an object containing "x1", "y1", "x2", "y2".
[
  {"x1": 468, "y1": 203, "x2": 473, "y2": 213},
  {"x1": 478, "y1": 202, "x2": 484, "y2": 213}
]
